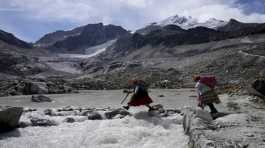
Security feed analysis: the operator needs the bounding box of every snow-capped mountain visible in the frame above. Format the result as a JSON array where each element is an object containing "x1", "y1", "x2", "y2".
[{"x1": 156, "y1": 15, "x2": 227, "y2": 30}]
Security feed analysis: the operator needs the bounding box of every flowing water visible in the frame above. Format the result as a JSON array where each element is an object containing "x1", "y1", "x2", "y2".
[{"x1": 0, "y1": 89, "x2": 200, "y2": 148}]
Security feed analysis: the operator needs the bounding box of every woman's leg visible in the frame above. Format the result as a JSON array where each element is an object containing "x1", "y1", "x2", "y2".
[
  {"x1": 145, "y1": 104, "x2": 154, "y2": 111},
  {"x1": 207, "y1": 103, "x2": 218, "y2": 113}
]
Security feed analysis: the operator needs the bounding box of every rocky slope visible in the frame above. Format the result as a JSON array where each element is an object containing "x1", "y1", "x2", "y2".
[
  {"x1": 0, "y1": 30, "x2": 78, "y2": 96},
  {"x1": 0, "y1": 37, "x2": 49, "y2": 78},
  {"x1": 36, "y1": 23, "x2": 129, "y2": 53}
]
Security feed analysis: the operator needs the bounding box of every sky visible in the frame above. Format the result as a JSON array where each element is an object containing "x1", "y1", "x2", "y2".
[{"x1": 0, "y1": 0, "x2": 264, "y2": 42}]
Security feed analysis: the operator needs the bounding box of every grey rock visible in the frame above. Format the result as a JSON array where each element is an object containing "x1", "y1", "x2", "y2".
[
  {"x1": 30, "y1": 117, "x2": 57, "y2": 126},
  {"x1": 166, "y1": 109, "x2": 181, "y2": 115},
  {"x1": 183, "y1": 108, "x2": 214, "y2": 135},
  {"x1": 59, "y1": 106, "x2": 75, "y2": 111},
  {"x1": 105, "y1": 108, "x2": 131, "y2": 119},
  {"x1": 23, "y1": 108, "x2": 37, "y2": 112},
  {"x1": 31, "y1": 95, "x2": 52, "y2": 103},
  {"x1": 81, "y1": 110, "x2": 93, "y2": 116},
  {"x1": 0, "y1": 106, "x2": 23, "y2": 132},
  {"x1": 152, "y1": 104, "x2": 166, "y2": 114},
  {"x1": 158, "y1": 94, "x2": 165, "y2": 97},
  {"x1": 44, "y1": 108, "x2": 57, "y2": 116},
  {"x1": 87, "y1": 112, "x2": 102, "y2": 120},
  {"x1": 63, "y1": 117, "x2": 75, "y2": 123},
  {"x1": 182, "y1": 108, "x2": 255, "y2": 148},
  {"x1": 19, "y1": 121, "x2": 31, "y2": 128}
]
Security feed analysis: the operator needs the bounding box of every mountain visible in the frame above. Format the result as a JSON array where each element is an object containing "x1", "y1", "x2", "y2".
[
  {"x1": 112, "y1": 25, "x2": 227, "y2": 54},
  {"x1": 35, "y1": 26, "x2": 85, "y2": 47},
  {"x1": 136, "y1": 15, "x2": 227, "y2": 35},
  {"x1": 111, "y1": 19, "x2": 265, "y2": 56},
  {"x1": 0, "y1": 29, "x2": 32, "y2": 48},
  {"x1": 157, "y1": 15, "x2": 227, "y2": 29},
  {"x1": 36, "y1": 23, "x2": 130, "y2": 53},
  {"x1": 79, "y1": 19, "x2": 265, "y2": 88},
  {"x1": 218, "y1": 19, "x2": 265, "y2": 37}
]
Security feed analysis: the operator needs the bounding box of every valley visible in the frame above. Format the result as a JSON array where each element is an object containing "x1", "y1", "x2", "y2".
[{"x1": 0, "y1": 10, "x2": 265, "y2": 148}]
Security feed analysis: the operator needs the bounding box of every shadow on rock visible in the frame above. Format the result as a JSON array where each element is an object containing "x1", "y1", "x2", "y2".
[{"x1": 0, "y1": 129, "x2": 21, "y2": 140}]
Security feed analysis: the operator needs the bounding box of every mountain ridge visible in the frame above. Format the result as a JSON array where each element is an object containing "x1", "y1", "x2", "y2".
[
  {"x1": 0, "y1": 29, "x2": 32, "y2": 49},
  {"x1": 36, "y1": 23, "x2": 130, "y2": 54},
  {"x1": 136, "y1": 15, "x2": 227, "y2": 35}
]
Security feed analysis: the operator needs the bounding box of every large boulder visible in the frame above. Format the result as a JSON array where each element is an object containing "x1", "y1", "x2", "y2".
[
  {"x1": 31, "y1": 95, "x2": 52, "y2": 103},
  {"x1": 0, "y1": 106, "x2": 23, "y2": 132},
  {"x1": 183, "y1": 108, "x2": 218, "y2": 148},
  {"x1": 183, "y1": 108, "x2": 214, "y2": 135},
  {"x1": 182, "y1": 108, "x2": 253, "y2": 148}
]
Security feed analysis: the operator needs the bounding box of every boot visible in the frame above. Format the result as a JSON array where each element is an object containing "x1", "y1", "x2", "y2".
[{"x1": 123, "y1": 106, "x2": 130, "y2": 110}]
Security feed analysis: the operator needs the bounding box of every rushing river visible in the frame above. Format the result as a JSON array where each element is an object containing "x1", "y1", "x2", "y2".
[
  {"x1": 0, "y1": 89, "x2": 202, "y2": 148},
  {"x1": 0, "y1": 89, "x2": 197, "y2": 109}
]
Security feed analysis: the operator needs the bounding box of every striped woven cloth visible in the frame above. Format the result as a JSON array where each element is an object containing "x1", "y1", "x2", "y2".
[{"x1": 201, "y1": 90, "x2": 221, "y2": 105}]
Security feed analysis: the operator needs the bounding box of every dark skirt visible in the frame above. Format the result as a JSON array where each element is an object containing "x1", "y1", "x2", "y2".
[{"x1": 128, "y1": 93, "x2": 153, "y2": 106}]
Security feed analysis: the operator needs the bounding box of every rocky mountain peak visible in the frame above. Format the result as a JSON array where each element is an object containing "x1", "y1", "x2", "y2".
[
  {"x1": 156, "y1": 14, "x2": 227, "y2": 30},
  {"x1": 36, "y1": 23, "x2": 129, "y2": 53}
]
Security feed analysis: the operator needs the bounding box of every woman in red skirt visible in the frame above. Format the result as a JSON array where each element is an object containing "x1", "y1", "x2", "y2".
[{"x1": 123, "y1": 79, "x2": 154, "y2": 111}]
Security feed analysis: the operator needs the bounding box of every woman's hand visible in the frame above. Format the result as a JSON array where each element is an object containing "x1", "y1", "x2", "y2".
[{"x1": 123, "y1": 89, "x2": 132, "y2": 94}]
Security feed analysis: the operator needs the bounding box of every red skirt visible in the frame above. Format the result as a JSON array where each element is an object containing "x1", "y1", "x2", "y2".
[{"x1": 128, "y1": 94, "x2": 153, "y2": 106}]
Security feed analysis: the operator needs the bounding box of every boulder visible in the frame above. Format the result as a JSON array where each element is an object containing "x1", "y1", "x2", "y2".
[
  {"x1": 87, "y1": 112, "x2": 102, "y2": 120},
  {"x1": 183, "y1": 108, "x2": 214, "y2": 135},
  {"x1": 81, "y1": 110, "x2": 93, "y2": 116},
  {"x1": 58, "y1": 106, "x2": 75, "y2": 111},
  {"x1": 0, "y1": 106, "x2": 23, "y2": 132},
  {"x1": 151, "y1": 104, "x2": 165, "y2": 113},
  {"x1": 104, "y1": 108, "x2": 131, "y2": 119},
  {"x1": 182, "y1": 108, "x2": 251, "y2": 148},
  {"x1": 23, "y1": 107, "x2": 37, "y2": 112},
  {"x1": 31, "y1": 95, "x2": 52, "y2": 103},
  {"x1": 183, "y1": 108, "x2": 218, "y2": 148},
  {"x1": 30, "y1": 117, "x2": 57, "y2": 126},
  {"x1": 44, "y1": 108, "x2": 57, "y2": 116},
  {"x1": 63, "y1": 117, "x2": 75, "y2": 123}
]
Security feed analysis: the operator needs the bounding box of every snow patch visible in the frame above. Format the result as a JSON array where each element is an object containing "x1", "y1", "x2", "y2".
[{"x1": 156, "y1": 15, "x2": 227, "y2": 30}]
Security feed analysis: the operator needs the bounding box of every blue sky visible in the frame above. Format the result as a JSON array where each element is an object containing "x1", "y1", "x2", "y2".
[{"x1": 0, "y1": 0, "x2": 264, "y2": 42}]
